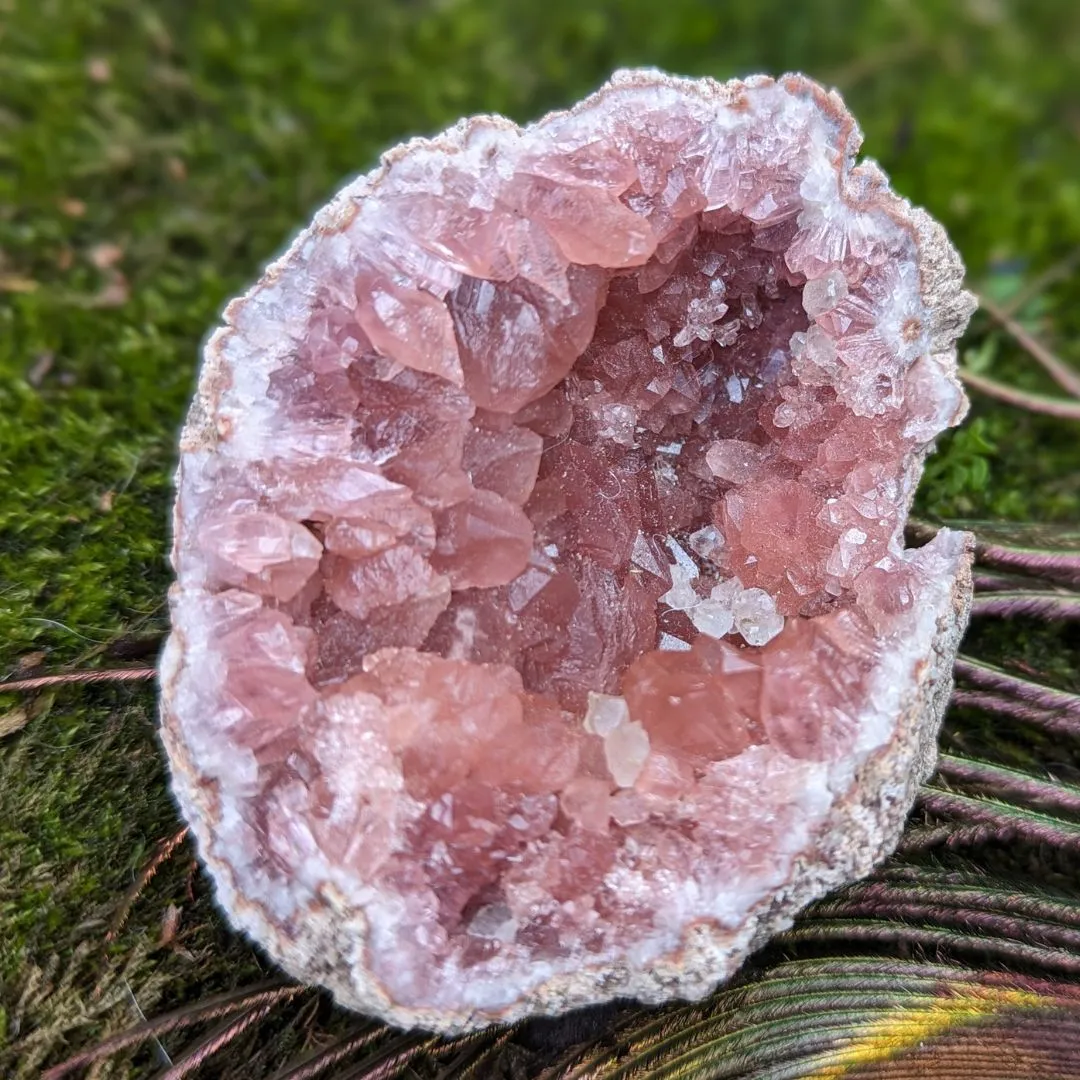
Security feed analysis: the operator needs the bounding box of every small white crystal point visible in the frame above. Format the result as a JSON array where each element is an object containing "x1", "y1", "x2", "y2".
[
  {"x1": 733, "y1": 587, "x2": 785, "y2": 646},
  {"x1": 690, "y1": 599, "x2": 735, "y2": 639},
  {"x1": 604, "y1": 720, "x2": 651, "y2": 788},
  {"x1": 802, "y1": 269, "x2": 849, "y2": 318},
  {"x1": 658, "y1": 632, "x2": 692, "y2": 651},
  {"x1": 688, "y1": 524, "x2": 725, "y2": 560},
  {"x1": 584, "y1": 692, "x2": 631, "y2": 736}
]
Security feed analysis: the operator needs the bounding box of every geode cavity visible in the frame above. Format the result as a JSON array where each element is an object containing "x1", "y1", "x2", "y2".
[{"x1": 162, "y1": 69, "x2": 976, "y2": 1031}]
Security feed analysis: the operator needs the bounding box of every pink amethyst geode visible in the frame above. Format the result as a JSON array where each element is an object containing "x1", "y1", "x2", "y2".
[{"x1": 162, "y1": 69, "x2": 977, "y2": 1031}]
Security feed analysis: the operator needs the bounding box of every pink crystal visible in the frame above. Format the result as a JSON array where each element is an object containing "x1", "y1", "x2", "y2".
[{"x1": 162, "y1": 70, "x2": 977, "y2": 1032}]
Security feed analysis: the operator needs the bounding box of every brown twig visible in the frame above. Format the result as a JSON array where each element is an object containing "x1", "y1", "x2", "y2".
[
  {"x1": 151, "y1": 1002, "x2": 282, "y2": 1080},
  {"x1": 107, "y1": 827, "x2": 191, "y2": 942},
  {"x1": 0, "y1": 667, "x2": 155, "y2": 692},
  {"x1": 41, "y1": 983, "x2": 305, "y2": 1079},
  {"x1": 958, "y1": 369, "x2": 1080, "y2": 420},
  {"x1": 978, "y1": 293, "x2": 1080, "y2": 398}
]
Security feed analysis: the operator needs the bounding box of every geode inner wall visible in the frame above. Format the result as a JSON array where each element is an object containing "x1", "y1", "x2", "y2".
[{"x1": 161, "y1": 70, "x2": 976, "y2": 1031}]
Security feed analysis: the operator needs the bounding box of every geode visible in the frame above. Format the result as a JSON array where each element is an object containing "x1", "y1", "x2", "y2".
[{"x1": 161, "y1": 69, "x2": 977, "y2": 1031}]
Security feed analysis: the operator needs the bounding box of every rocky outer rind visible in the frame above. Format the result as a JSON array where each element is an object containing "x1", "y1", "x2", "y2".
[{"x1": 162, "y1": 67, "x2": 977, "y2": 1031}]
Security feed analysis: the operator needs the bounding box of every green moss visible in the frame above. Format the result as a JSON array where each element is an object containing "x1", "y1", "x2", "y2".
[{"x1": 1, "y1": 0, "x2": 1079, "y2": 1074}]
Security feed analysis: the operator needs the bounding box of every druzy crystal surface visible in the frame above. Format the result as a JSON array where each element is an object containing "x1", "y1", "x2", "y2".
[{"x1": 162, "y1": 70, "x2": 976, "y2": 1030}]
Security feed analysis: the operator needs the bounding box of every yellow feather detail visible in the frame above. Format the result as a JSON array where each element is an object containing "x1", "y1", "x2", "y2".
[{"x1": 805, "y1": 986, "x2": 1044, "y2": 1078}]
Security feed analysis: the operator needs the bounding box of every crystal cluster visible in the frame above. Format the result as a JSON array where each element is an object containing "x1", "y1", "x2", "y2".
[{"x1": 161, "y1": 70, "x2": 976, "y2": 1031}]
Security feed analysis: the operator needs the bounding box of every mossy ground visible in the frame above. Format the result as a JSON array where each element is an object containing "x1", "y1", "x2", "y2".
[{"x1": 1, "y1": 0, "x2": 1078, "y2": 1076}]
